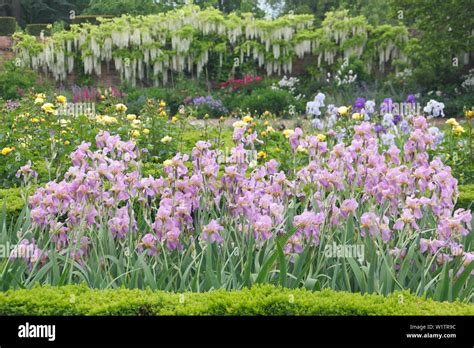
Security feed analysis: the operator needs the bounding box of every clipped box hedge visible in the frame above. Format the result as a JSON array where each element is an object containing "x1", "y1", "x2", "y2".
[
  {"x1": 72, "y1": 15, "x2": 114, "y2": 25},
  {"x1": 0, "y1": 284, "x2": 473, "y2": 316},
  {"x1": 0, "y1": 16, "x2": 16, "y2": 36},
  {"x1": 25, "y1": 24, "x2": 51, "y2": 36},
  {"x1": 458, "y1": 184, "x2": 474, "y2": 210},
  {"x1": 0, "y1": 187, "x2": 29, "y2": 222}
]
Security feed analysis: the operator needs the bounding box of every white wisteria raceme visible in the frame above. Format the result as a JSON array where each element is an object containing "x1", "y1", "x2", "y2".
[{"x1": 13, "y1": 6, "x2": 410, "y2": 84}]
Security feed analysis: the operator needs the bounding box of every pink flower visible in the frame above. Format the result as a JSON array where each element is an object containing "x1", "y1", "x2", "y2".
[
  {"x1": 340, "y1": 199, "x2": 358, "y2": 218},
  {"x1": 253, "y1": 215, "x2": 273, "y2": 241},
  {"x1": 137, "y1": 233, "x2": 158, "y2": 256},
  {"x1": 201, "y1": 219, "x2": 224, "y2": 244},
  {"x1": 293, "y1": 211, "x2": 324, "y2": 245}
]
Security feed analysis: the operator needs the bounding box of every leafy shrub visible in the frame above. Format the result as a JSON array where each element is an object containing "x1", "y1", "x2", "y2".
[
  {"x1": 0, "y1": 61, "x2": 40, "y2": 100},
  {"x1": 238, "y1": 88, "x2": 303, "y2": 117},
  {"x1": 0, "y1": 188, "x2": 27, "y2": 222},
  {"x1": 0, "y1": 17, "x2": 16, "y2": 36},
  {"x1": 0, "y1": 284, "x2": 473, "y2": 316},
  {"x1": 458, "y1": 185, "x2": 474, "y2": 211},
  {"x1": 442, "y1": 94, "x2": 474, "y2": 118}
]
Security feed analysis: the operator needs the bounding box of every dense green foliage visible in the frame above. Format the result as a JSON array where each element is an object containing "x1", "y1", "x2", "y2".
[
  {"x1": 25, "y1": 23, "x2": 50, "y2": 36},
  {"x1": 0, "y1": 61, "x2": 39, "y2": 100},
  {"x1": 393, "y1": 0, "x2": 473, "y2": 93},
  {"x1": 0, "y1": 284, "x2": 473, "y2": 315},
  {"x1": 0, "y1": 16, "x2": 16, "y2": 35}
]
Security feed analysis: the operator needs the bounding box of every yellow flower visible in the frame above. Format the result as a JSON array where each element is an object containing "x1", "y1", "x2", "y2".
[
  {"x1": 337, "y1": 106, "x2": 348, "y2": 116},
  {"x1": 34, "y1": 97, "x2": 44, "y2": 105},
  {"x1": 161, "y1": 135, "x2": 172, "y2": 143},
  {"x1": 100, "y1": 95, "x2": 106, "y2": 101},
  {"x1": 232, "y1": 120, "x2": 246, "y2": 128},
  {"x1": 263, "y1": 111, "x2": 271, "y2": 117},
  {"x1": 316, "y1": 134, "x2": 326, "y2": 142},
  {"x1": 159, "y1": 110, "x2": 167, "y2": 117},
  {"x1": 257, "y1": 151, "x2": 267, "y2": 159},
  {"x1": 264, "y1": 120, "x2": 270, "y2": 126},
  {"x1": 20, "y1": 143, "x2": 27, "y2": 149},
  {"x1": 132, "y1": 130, "x2": 140, "y2": 138},
  {"x1": 159, "y1": 100, "x2": 166, "y2": 108},
  {"x1": 247, "y1": 128, "x2": 253, "y2": 134},
  {"x1": 56, "y1": 95, "x2": 67, "y2": 104},
  {"x1": 64, "y1": 140, "x2": 70, "y2": 145},
  {"x1": 127, "y1": 114, "x2": 137, "y2": 121},
  {"x1": 266, "y1": 126, "x2": 275, "y2": 133},
  {"x1": 297, "y1": 145, "x2": 308, "y2": 153},
  {"x1": 41, "y1": 103, "x2": 55, "y2": 114},
  {"x1": 171, "y1": 116, "x2": 178, "y2": 123},
  {"x1": 204, "y1": 114, "x2": 209, "y2": 120},
  {"x1": 163, "y1": 159, "x2": 173, "y2": 167},
  {"x1": 131, "y1": 119, "x2": 142, "y2": 128},
  {"x1": 96, "y1": 115, "x2": 118, "y2": 125},
  {"x1": 143, "y1": 128, "x2": 150, "y2": 135},
  {"x1": 352, "y1": 112, "x2": 363, "y2": 120},
  {"x1": 453, "y1": 125, "x2": 465, "y2": 136},
  {"x1": 1, "y1": 147, "x2": 14, "y2": 155},
  {"x1": 219, "y1": 116, "x2": 225, "y2": 122},
  {"x1": 465, "y1": 110, "x2": 474, "y2": 119},
  {"x1": 283, "y1": 129, "x2": 294, "y2": 138},
  {"x1": 243, "y1": 115, "x2": 253, "y2": 123},
  {"x1": 31, "y1": 118, "x2": 40, "y2": 123},
  {"x1": 115, "y1": 103, "x2": 128, "y2": 112},
  {"x1": 35, "y1": 93, "x2": 46, "y2": 99},
  {"x1": 260, "y1": 131, "x2": 268, "y2": 137},
  {"x1": 446, "y1": 118, "x2": 459, "y2": 127}
]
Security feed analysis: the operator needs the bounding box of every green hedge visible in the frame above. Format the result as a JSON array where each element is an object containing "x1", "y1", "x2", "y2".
[
  {"x1": 0, "y1": 17, "x2": 16, "y2": 36},
  {"x1": 0, "y1": 187, "x2": 28, "y2": 222},
  {"x1": 458, "y1": 184, "x2": 474, "y2": 210},
  {"x1": 25, "y1": 24, "x2": 51, "y2": 36},
  {"x1": 71, "y1": 15, "x2": 114, "y2": 25},
  {"x1": 0, "y1": 284, "x2": 473, "y2": 316}
]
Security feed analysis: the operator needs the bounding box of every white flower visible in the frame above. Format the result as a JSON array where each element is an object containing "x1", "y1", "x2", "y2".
[
  {"x1": 160, "y1": 136, "x2": 172, "y2": 143},
  {"x1": 423, "y1": 99, "x2": 445, "y2": 118},
  {"x1": 381, "y1": 133, "x2": 396, "y2": 146},
  {"x1": 365, "y1": 100, "x2": 376, "y2": 114}
]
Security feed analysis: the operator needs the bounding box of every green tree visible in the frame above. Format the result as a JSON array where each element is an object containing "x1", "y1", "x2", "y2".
[
  {"x1": 393, "y1": 0, "x2": 474, "y2": 92},
  {"x1": 19, "y1": 0, "x2": 88, "y2": 25},
  {"x1": 82, "y1": 0, "x2": 166, "y2": 16}
]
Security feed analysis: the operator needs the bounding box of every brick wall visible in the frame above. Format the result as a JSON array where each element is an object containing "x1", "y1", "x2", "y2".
[{"x1": 0, "y1": 36, "x2": 14, "y2": 61}]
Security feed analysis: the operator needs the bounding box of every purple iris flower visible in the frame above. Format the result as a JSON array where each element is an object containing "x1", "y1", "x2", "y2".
[
  {"x1": 374, "y1": 124, "x2": 387, "y2": 135},
  {"x1": 353, "y1": 97, "x2": 365, "y2": 112}
]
